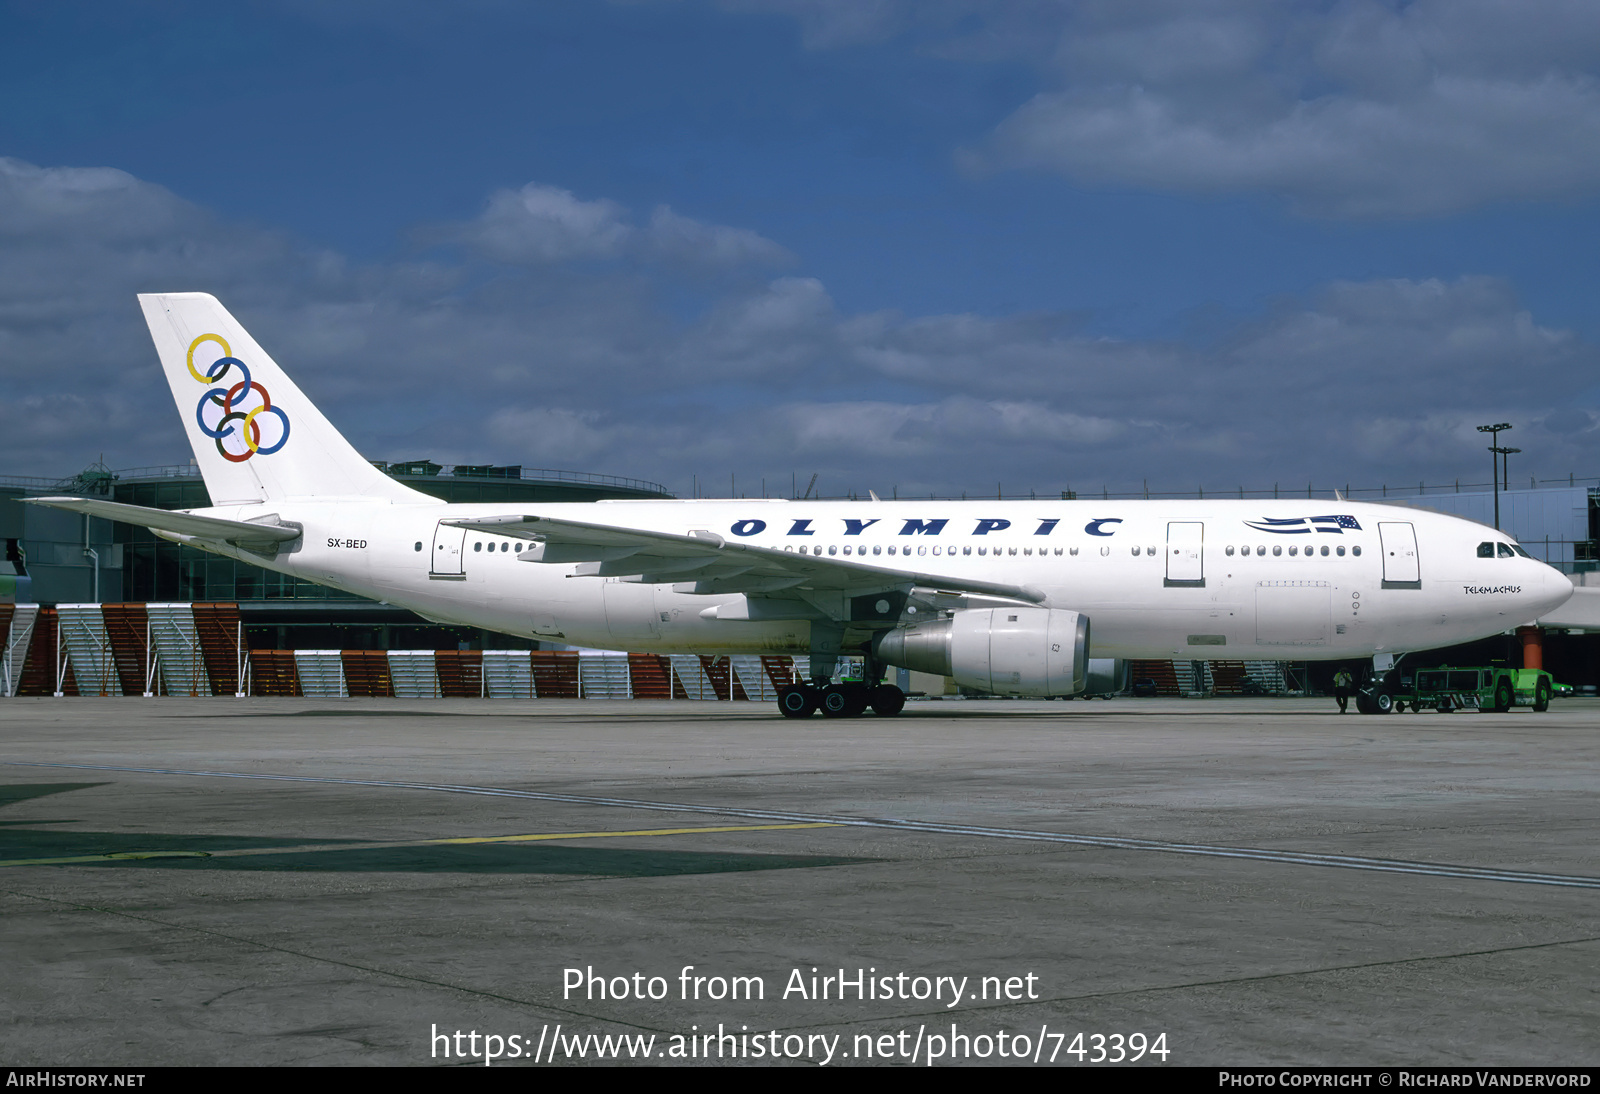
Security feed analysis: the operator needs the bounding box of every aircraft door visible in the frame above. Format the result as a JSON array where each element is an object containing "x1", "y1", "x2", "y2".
[
  {"x1": 1165, "y1": 522, "x2": 1205, "y2": 587},
  {"x1": 1378, "y1": 522, "x2": 1421, "y2": 588},
  {"x1": 602, "y1": 580, "x2": 662, "y2": 644},
  {"x1": 430, "y1": 522, "x2": 466, "y2": 576}
]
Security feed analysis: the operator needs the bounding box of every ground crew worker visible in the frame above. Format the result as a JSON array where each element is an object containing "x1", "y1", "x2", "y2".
[{"x1": 1333, "y1": 667, "x2": 1354, "y2": 713}]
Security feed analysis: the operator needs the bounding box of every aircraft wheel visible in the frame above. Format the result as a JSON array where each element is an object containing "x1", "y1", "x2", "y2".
[
  {"x1": 820, "y1": 685, "x2": 864, "y2": 718},
  {"x1": 1492, "y1": 680, "x2": 1514, "y2": 713},
  {"x1": 868, "y1": 684, "x2": 906, "y2": 717},
  {"x1": 778, "y1": 685, "x2": 817, "y2": 719},
  {"x1": 1373, "y1": 691, "x2": 1394, "y2": 715},
  {"x1": 1533, "y1": 680, "x2": 1551, "y2": 712},
  {"x1": 1355, "y1": 690, "x2": 1377, "y2": 715}
]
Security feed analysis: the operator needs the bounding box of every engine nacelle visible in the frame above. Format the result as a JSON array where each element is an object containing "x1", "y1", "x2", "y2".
[{"x1": 873, "y1": 607, "x2": 1089, "y2": 697}]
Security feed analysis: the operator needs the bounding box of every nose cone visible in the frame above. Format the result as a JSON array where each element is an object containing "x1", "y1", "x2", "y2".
[{"x1": 1532, "y1": 562, "x2": 1575, "y2": 618}]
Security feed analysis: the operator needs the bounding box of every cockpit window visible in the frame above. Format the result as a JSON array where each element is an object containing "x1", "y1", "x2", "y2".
[
  {"x1": 1511, "y1": 543, "x2": 1532, "y2": 558},
  {"x1": 1497, "y1": 543, "x2": 1516, "y2": 558},
  {"x1": 1477, "y1": 542, "x2": 1495, "y2": 558}
]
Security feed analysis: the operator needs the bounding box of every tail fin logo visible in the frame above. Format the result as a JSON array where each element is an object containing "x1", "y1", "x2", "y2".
[{"x1": 187, "y1": 333, "x2": 291, "y2": 463}]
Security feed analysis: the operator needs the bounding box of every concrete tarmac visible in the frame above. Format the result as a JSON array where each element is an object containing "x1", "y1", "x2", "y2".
[{"x1": 1, "y1": 695, "x2": 1597, "y2": 1067}]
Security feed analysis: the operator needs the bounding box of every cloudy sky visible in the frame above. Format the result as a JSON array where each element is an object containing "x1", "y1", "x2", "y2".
[{"x1": 3, "y1": 0, "x2": 1599, "y2": 498}]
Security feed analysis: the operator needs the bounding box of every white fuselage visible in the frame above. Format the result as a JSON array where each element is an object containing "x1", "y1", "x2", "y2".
[{"x1": 174, "y1": 496, "x2": 1573, "y2": 661}]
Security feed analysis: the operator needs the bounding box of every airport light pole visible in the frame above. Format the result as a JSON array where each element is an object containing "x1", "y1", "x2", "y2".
[
  {"x1": 1488, "y1": 446, "x2": 1521, "y2": 531},
  {"x1": 1498, "y1": 447, "x2": 1521, "y2": 492},
  {"x1": 1477, "y1": 422, "x2": 1512, "y2": 529}
]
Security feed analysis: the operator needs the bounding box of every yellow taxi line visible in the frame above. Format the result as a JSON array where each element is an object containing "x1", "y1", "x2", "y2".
[{"x1": 0, "y1": 822, "x2": 841, "y2": 868}]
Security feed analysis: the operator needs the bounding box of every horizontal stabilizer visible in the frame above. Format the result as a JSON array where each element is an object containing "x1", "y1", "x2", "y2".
[{"x1": 24, "y1": 497, "x2": 301, "y2": 549}]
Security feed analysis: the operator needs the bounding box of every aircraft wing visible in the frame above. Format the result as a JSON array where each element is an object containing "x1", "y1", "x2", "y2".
[
  {"x1": 445, "y1": 514, "x2": 1047, "y2": 602},
  {"x1": 23, "y1": 497, "x2": 302, "y2": 549}
]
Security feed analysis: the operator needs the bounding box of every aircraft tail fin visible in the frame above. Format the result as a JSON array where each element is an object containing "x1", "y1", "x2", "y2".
[{"x1": 137, "y1": 293, "x2": 427, "y2": 505}]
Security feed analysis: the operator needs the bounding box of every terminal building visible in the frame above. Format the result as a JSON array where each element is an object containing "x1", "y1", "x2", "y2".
[{"x1": 1, "y1": 460, "x2": 672, "y2": 653}]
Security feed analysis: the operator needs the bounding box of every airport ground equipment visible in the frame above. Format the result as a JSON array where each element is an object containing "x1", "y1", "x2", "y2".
[{"x1": 1386, "y1": 665, "x2": 1556, "y2": 714}]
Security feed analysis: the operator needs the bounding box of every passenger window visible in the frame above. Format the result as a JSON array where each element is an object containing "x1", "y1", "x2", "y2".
[
  {"x1": 1070, "y1": 547, "x2": 1079, "y2": 556},
  {"x1": 933, "y1": 546, "x2": 942, "y2": 556},
  {"x1": 842, "y1": 545, "x2": 851, "y2": 555},
  {"x1": 1023, "y1": 547, "x2": 1032, "y2": 556},
  {"x1": 1273, "y1": 545, "x2": 1282, "y2": 556},
  {"x1": 1478, "y1": 542, "x2": 1495, "y2": 558},
  {"x1": 1131, "y1": 546, "x2": 1139, "y2": 556},
  {"x1": 515, "y1": 543, "x2": 523, "y2": 552},
  {"x1": 977, "y1": 546, "x2": 986, "y2": 556},
  {"x1": 827, "y1": 545, "x2": 836, "y2": 555},
  {"x1": 963, "y1": 546, "x2": 972, "y2": 556},
  {"x1": 1352, "y1": 545, "x2": 1362, "y2": 556},
  {"x1": 1336, "y1": 546, "x2": 1345, "y2": 556},
  {"x1": 1226, "y1": 546, "x2": 1235, "y2": 556},
  {"x1": 813, "y1": 545, "x2": 822, "y2": 555},
  {"x1": 1256, "y1": 546, "x2": 1265, "y2": 556},
  {"x1": 873, "y1": 545, "x2": 881, "y2": 555},
  {"x1": 413, "y1": 542, "x2": 422, "y2": 552},
  {"x1": 1288, "y1": 546, "x2": 1297, "y2": 556},
  {"x1": 1320, "y1": 545, "x2": 1329, "y2": 556},
  {"x1": 918, "y1": 546, "x2": 927, "y2": 556},
  {"x1": 473, "y1": 542, "x2": 482, "y2": 552},
  {"x1": 1497, "y1": 543, "x2": 1515, "y2": 558},
  {"x1": 1008, "y1": 547, "x2": 1018, "y2": 556}
]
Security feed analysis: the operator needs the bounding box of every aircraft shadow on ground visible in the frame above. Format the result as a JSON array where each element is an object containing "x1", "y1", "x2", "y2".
[{"x1": 0, "y1": 783, "x2": 873, "y2": 877}]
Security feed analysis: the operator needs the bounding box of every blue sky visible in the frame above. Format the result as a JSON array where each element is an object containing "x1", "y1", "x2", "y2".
[{"x1": 4, "y1": 0, "x2": 1600, "y2": 497}]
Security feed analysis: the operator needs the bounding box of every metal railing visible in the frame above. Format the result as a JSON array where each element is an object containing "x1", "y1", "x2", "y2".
[
  {"x1": 384, "y1": 464, "x2": 669, "y2": 495},
  {"x1": 798, "y1": 473, "x2": 1600, "y2": 503},
  {"x1": 9, "y1": 462, "x2": 672, "y2": 496}
]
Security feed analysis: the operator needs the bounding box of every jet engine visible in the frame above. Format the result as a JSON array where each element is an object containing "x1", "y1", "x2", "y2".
[{"x1": 873, "y1": 607, "x2": 1089, "y2": 697}]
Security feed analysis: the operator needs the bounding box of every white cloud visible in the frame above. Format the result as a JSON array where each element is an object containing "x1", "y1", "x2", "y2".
[
  {"x1": 645, "y1": 205, "x2": 792, "y2": 267},
  {"x1": 485, "y1": 406, "x2": 613, "y2": 463},
  {"x1": 1, "y1": 156, "x2": 1596, "y2": 497},
  {"x1": 987, "y1": 72, "x2": 1600, "y2": 218},
  {"x1": 983, "y1": 1, "x2": 1600, "y2": 216},
  {"x1": 449, "y1": 184, "x2": 633, "y2": 263},
  {"x1": 436, "y1": 184, "x2": 791, "y2": 270},
  {"x1": 731, "y1": 1, "x2": 1600, "y2": 218}
]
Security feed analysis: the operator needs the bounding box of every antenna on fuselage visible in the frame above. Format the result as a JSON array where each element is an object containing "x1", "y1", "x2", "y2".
[{"x1": 802, "y1": 473, "x2": 818, "y2": 500}]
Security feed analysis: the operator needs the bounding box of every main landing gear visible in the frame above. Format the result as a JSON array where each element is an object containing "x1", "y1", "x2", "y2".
[{"x1": 778, "y1": 682, "x2": 906, "y2": 719}]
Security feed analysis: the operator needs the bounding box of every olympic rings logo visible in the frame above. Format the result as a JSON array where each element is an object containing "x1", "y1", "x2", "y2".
[{"x1": 187, "y1": 333, "x2": 291, "y2": 463}]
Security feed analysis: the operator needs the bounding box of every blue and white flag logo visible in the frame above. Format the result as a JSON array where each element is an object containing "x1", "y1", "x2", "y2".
[{"x1": 1244, "y1": 515, "x2": 1362, "y2": 535}]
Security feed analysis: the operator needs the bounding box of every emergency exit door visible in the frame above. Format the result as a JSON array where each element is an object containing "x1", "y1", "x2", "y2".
[
  {"x1": 430, "y1": 521, "x2": 466, "y2": 577},
  {"x1": 1165, "y1": 522, "x2": 1205, "y2": 587},
  {"x1": 1378, "y1": 522, "x2": 1421, "y2": 589}
]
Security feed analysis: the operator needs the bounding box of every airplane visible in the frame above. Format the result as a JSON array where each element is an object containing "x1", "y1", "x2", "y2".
[{"x1": 25, "y1": 293, "x2": 1575, "y2": 718}]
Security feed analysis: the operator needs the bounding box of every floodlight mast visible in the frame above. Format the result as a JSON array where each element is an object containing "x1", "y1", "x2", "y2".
[{"x1": 1476, "y1": 422, "x2": 1513, "y2": 529}]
